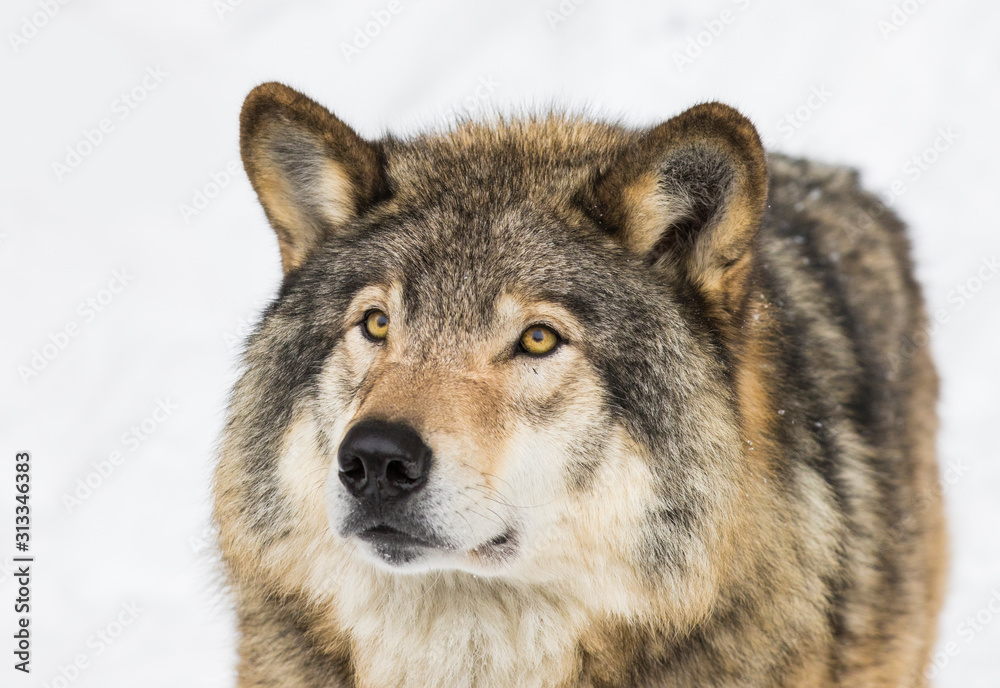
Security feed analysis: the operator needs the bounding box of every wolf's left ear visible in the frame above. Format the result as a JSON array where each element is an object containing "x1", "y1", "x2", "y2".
[
  {"x1": 240, "y1": 82, "x2": 387, "y2": 274},
  {"x1": 593, "y1": 102, "x2": 767, "y2": 326}
]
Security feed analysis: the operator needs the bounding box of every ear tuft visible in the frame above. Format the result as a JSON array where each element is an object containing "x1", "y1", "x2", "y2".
[
  {"x1": 594, "y1": 102, "x2": 768, "y2": 325},
  {"x1": 240, "y1": 82, "x2": 386, "y2": 274}
]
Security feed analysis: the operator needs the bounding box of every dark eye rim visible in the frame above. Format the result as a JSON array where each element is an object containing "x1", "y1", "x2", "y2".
[
  {"x1": 361, "y1": 308, "x2": 389, "y2": 343},
  {"x1": 517, "y1": 324, "x2": 563, "y2": 357}
]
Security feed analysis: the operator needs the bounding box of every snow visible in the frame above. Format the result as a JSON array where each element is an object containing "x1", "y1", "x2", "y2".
[{"x1": 1, "y1": 0, "x2": 998, "y2": 685}]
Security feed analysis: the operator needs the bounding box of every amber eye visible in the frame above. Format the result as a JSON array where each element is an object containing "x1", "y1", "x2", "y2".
[
  {"x1": 519, "y1": 324, "x2": 560, "y2": 356},
  {"x1": 363, "y1": 309, "x2": 389, "y2": 341}
]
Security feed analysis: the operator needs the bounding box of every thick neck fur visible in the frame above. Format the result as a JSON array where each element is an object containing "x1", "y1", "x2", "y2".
[{"x1": 326, "y1": 568, "x2": 591, "y2": 688}]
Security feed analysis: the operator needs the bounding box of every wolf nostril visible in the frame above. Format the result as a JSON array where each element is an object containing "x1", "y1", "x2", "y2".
[
  {"x1": 337, "y1": 420, "x2": 431, "y2": 503},
  {"x1": 386, "y1": 458, "x2": 419, "y2": 486},
  {"x1": 339, "y1": 455, "x2": 367, "y2": 489}
]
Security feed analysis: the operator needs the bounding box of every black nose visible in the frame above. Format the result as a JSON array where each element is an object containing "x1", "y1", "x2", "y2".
[{"x1": 337, "y1": 420, "x2": 431, "y2": 503}]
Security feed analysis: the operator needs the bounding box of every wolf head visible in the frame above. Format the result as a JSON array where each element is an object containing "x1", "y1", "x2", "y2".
[{"x1": 221, "y1": 82, "x2": 768, "y2": 622}]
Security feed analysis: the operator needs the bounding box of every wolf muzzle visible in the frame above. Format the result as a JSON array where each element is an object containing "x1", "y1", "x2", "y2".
[{"x1": 336, "y1": 419, "x2": 445, "y2": 555}]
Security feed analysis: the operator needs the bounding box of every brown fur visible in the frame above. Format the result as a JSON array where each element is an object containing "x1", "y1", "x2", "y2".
[{"x1": 214, "y1": 82, "x2": 946, "y2": 687}]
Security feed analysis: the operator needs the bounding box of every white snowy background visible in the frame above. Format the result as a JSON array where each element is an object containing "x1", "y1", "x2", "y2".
[{"x1": 1, "y1": 0, "x2": 998, "y2": 686}]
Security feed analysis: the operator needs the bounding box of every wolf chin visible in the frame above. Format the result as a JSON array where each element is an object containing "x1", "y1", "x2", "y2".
[{"x1": 213, "y1": 82, "x2": 946, "y2": 687}]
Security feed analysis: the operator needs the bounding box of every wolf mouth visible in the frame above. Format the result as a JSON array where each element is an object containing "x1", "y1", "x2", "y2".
[
  {"x1": 353, "y1": 523, "x2": 444, "y2": 566},
  {"x1": 351, "y1": 521, "x2": 520, "y2": 570},
  {"x1": 356, "y1": 524, "x2": 438, "y2": 549}
]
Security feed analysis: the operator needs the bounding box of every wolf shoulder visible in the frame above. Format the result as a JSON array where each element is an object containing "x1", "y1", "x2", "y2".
[{"x1": 761, "y1": 153, "x2": 925, "y2": 337}]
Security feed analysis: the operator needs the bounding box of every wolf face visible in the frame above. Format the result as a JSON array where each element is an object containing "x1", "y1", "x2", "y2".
[
  {"x1": 216, "y1": 83, "x2": 944, "y2": 687},
  {"x1": 232, "y1": 83, "x2": 765, "y2": 591},
  {"x1": 313, "y1": 209, "x2": 725, "y2": 580}
]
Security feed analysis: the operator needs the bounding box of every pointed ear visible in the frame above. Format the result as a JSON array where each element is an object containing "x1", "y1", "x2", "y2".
[
  {"x1": 240, "y1": 82, "x2": 387, "y2": 274},
  {"x1": 593, "y1": 102, "x2": 767, "y2": 325}
]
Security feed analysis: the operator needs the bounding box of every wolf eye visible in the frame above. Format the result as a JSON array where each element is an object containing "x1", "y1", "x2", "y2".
[
  {"x1": 363, "y1": 309, "x2": 389, "y2": 341},
  {"x1": 519, "y1": 325, "x2": 560, "y2": 356}
]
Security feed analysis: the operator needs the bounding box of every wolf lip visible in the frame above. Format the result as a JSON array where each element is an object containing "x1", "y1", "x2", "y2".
[{"x1": 356, "y1": 524, "x2": 435, "y2": 548}]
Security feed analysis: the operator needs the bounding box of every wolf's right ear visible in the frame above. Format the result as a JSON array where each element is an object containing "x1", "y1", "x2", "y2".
[{"x1": 240, "y1": 82, "x2": 387, "y2": 274}]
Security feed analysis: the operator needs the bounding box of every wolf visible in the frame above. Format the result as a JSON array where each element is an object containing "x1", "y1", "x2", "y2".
[{"x1": 213, "y1": 82, "x2": 947, "y2": 687}]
